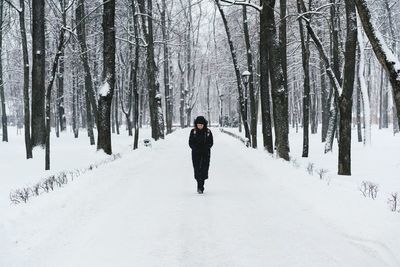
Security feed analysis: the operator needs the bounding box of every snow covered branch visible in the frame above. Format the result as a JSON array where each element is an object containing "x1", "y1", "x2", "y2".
[
  {"x1": 219, "y1": 0, "x2": 262, "y2": 12},
  {"x1": 354, "y1": 0, "x2": 400, "y2": 127}
]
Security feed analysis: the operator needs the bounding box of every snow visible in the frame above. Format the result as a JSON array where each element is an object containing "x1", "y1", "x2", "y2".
[
  {"x1": 99, "y1": 81, "x2": 111, "y2": 97},
  {"x1": 1, "y1": 126, "x2": 400, "y2": 266}
]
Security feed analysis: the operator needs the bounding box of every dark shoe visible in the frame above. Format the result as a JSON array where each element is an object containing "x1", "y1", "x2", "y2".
[{"x1": 197, "y1": 189, "x2": 203, "y2": 194}]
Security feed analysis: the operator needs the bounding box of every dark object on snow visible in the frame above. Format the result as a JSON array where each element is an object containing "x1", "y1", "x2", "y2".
[
  {"x1": 143, "y1": 139, "x2": 152, "y2": 147},
  {"x1": 189, "y1": 116, "x2": 213, "y2": 193}
]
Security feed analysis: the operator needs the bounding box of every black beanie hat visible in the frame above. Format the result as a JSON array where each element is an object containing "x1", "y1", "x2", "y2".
[{"x1": 194, "y1": 116, "x2": 207, "y2": 127}]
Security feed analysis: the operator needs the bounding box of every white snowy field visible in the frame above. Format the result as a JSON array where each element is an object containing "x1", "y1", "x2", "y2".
[{"x1": 1, "y1": 126, "x2": 400, "y2": 267}]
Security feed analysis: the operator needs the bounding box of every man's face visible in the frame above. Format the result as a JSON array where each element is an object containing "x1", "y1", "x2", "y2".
[{"x1": 197, "y1": 123, "x2": 204, "y2": 130}]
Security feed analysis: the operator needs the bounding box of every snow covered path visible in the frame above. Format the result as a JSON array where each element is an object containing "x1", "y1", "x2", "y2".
[{"x1": 2, "y1": 129, "x2": 399, "y2": 267}]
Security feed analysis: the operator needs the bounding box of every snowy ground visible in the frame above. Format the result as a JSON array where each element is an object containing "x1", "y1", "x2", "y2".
[{"x1": 1, "y1": 126, "x2": 400, "y2": 266}]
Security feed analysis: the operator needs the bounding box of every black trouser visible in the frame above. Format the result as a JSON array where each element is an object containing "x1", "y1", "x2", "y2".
[
  {"x1": 196, "y1": 179, "x2": 205, "y2": 190},
  {"x1": 192, "y1": 150, "x2": 210, "y2": 189}
]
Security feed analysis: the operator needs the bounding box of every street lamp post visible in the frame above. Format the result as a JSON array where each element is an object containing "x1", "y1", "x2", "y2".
[{"x1": 241, "y1": 70, "x2": 251, "y2": 124}]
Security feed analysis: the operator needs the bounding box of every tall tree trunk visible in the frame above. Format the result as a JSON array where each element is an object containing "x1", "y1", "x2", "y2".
[
  {"x1": 338, "y1": 0, "x2": 357, "y2": 176},
  {"x1": 243, "y1": 6, "x2": 257, "y2": 148},
  {"x1": 263, "y1": 0, "x2": 289, "y2": 160},
  {"x1": 115, "y1": 83, "x2": 120, "y2": 135},
  {"x1": 85, "y1": 88, "x2": 95, "y2": 145},
  {"x1": 45, "y1": 23, "x2": 66, "y2": 170},
  {"x1": 76, "y1": 0, "x2": 98, "y2": 126},
  {"x1": 320, "y1": 55, "x2": 329, "y2": 142},
  {"x1": 31, "y1": 0, "x2": 46, "y2": 147},
  {"x1": 0, "y1": 1, "x2": 7, "y2": 142},
  {"x1": 18, "y1": 0, "x2": 32, "y2": 158},
  {"x1": 57, "y1": 0, "x2": 66, "y2": 132},
  {"x1": 178, "y1": 50, "x2": 185, "y2": 128},
  {"x1": 354, "y1": 0, "x2": 400, "y2": 127},
  {"x1": 131, "y1": 0, "x2": 140, "y2": 150},
  {"x1": 324, "y1": 0, "x2": 341, "y2": 153},
  {"x1": 260, "y1": 1, "x2": 273, "y2": 153},
  {"x1": 356, "y1": 75, "x2": 362, "y2": 142},
  {"x1": 161, "y1": 0, "x2": 172, "y2": 134},
  {"x1": 97, "y1": 0, "x2": 116, "y2": 154},
  {"x1": 384, "y1": 0, "x2": 399, "y2": 133},
  {"x1": 357, "y1": 23, "x2": 371, "y2": 145},
  {"x1": 138, "y1": 0, "x2": 162, "y2": 140},
  {"x1": 215, "y1": 1, "x2": 251, "y2": 146},
  {"x1": 279, "y1": 0, "x2": 288, "y2": 104},
  {"x1": 297, "y1": 0, "x2": 310, "y2": 157},
  {"x1": 72, "y1": 68, "x2": 78, "y2": 138}
]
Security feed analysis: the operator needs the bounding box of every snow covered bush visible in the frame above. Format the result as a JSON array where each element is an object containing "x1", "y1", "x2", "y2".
[
  {"x1": 10, "y1": 154, "x2": 122, "y2": 204},
  {"x1": 307, "y1": 163, "x2": 314, "y2": 175},
  {"x1": 360, "y1": 181, "x2": 379, "y2": 200},
  {"x1": 316, "y1": 168, "x2": 328, "y2": 179},
  {"x1": 387, "y1": 192, "x2": 398, "y2": 212}
]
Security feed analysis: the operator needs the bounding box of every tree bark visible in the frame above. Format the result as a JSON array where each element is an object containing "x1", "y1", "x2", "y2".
[
  {"x1": 97, "y1": 0, "x2": 116, "y2": 154},
  {"x1": 161, "y1": 0, "x2": 172, "y2": 134},
  {"x1": 354, "y1": 0, "x2": 400, "y2": 127},
  {"x1": 76, "y1": 0, "x2": 98, "y2": 127},
  {"x1": 0, "y1": 1, "x2": 7, "y2": 142},
  {"x1": 338, "y1": 0, "x2": 357, "y2": 176},
  {"x1": 263, "y1": 0, "x2": 290, "y2": 160},
  {"x1": 138, "y1": 0, "x2": 162, "y2": 140},
  {"x1": 297, "y1": 0, "x2": 310, "y2": 157},
  {"x1": 260, "y1": 1, "x2": 273, "y2": 153},
  {"x1": 31, "y1": 0, "x2": 46, "y2": 147},
  {"x1": 45, "y1": 22, "x2": 66, "y2": 170},
  {"x1": 18, "y1": 0, "x2": 32, "y2": 158},
  {"x1": 215, "y1": 1, "x2": 251, "y2": 146},
  {"x1": 243, "y1": 6, "x2": 257, "y2": 148}
]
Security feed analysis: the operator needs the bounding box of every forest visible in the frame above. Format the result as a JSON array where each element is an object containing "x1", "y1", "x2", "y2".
[{"x1": 0, "y1": 0, "x2": 399, "y2": 176}]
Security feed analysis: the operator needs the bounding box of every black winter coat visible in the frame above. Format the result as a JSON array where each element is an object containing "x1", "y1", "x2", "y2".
[{"x1": 189, "y1": 127, "x2": 213, "y2": 180}]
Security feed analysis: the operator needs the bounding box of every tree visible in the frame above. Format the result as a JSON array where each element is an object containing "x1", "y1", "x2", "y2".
[
  {"x1": 242, "y1": 6, "x2": 257, "y2": 148},
  {"x1": 0, "y1": 0, "x2": 7, "y2": 142},
  {"x1": 262, "y1": 0, "x2": 289, "y2": 160},
  {"x1": 31, "y1": 0, "x2": 46, "y2": 147},
  {"x1": 338, "y1": 0, "x2": 357, "y2": 175},
  {"x1": 215, "y1": 0, "x2": 251, "y2": 146},
  {"x1": 354, "y1": 0, "x2": 400, "y2": 128},
  {"x1": 138, "y1": 0, "x2": 164, "y2": 140},
  {"x1": 296, "y1": 0, "x2": 311, "y2": 157},
  {"x1": 76, "y1": 0, "x2": 96, "y2": 145},
  {"x1": 97, "y1": 0, "x2": 116, "y2": 154}
]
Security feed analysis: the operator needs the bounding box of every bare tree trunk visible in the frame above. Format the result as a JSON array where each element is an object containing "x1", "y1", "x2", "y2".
[
  {"x1": 57, "y1": 0, "x2": 66, "y2": 132},
  {"x1": 338, "y1": 0, "x2": 357, "y2": 176},
  {"x1": 31, "y1": 0, "x2": 46, "y2": 147},
  {"x1": 263, "y1": 0, "x2": 289, "y2": 160},
  {"x1": 260, "y1": 3, "x2": 273, "y2": 153},
  {"x1": 131, "y1": 0, "x2": 140, "y2": 149},
  {"x1": 320, "y1": 55, "x2": 329, "y2": 142},
  {"x1": 72, "y1": 69, "x2": 79, "y2": 138},
  {"x1": 178, "y1": 49, "x2": 185, "y2": 128},
  {"x1": 161, "y1": 0, "x2": 172, "y2": 134},
  {"x1": 115, "y1": 82, "x2": 120, "y2": 135},
  {"x1": 297, "y1": 0, "x2": 310, "y2": 157},
  {"x1": 354, "y1": 0, "x2": 400, "y2": 127},
  {"x1": 356, "y1": 74, "x2": 362, "y2": 142},
  {"x1": 18, "y1": 0, "x2": 32, "y2": 158},
  {"x1": 325, "y1": 0, "x2": 341, "y2": 153},
  {"x1": 357, "y1": 23, "x2": 371, "y2": 145},
  {"x1": 97, "y1": 0, "x2": 116, "y2": 154},
  {"x1": 76, "y1": 0, "x2": 98, "y2": 126},
  {"x1": 243, "y1": 6, "x2": 257, "y2": 148},
  {"x1": 45, "y1": 23, "x2": 66, "y2": 170},
  {"x1": 384, "y1": 0, "x2": 399, "y2": 133},
  {"x1": 215, "y1": 1, "x2": 251, "y2": 146},
  {"x1": 138, "y1": 0, "x2": 162, "y2": 140},
  {"x1": 0, "y1": 1, "x2": 7, "y2": 142}
]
